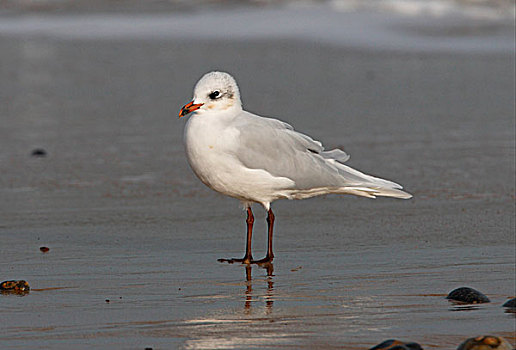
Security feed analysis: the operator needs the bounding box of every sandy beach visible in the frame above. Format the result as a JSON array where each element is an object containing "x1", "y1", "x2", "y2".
[{"x1": 0, "y1": 2, "x2": 514, "y2": 349}]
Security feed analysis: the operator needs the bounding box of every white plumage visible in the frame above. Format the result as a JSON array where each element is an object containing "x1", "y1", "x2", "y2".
[{"x1": 179, "y1": 71, "x2": 411, "y2": 264}]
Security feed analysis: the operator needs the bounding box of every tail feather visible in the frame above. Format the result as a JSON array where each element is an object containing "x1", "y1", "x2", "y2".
[
  {"x1": 331, "y1": 162, "x2": 413, "y2": 199},
  {"x1": 339, "y1": 186, "x2": 412, "y2": 199}
]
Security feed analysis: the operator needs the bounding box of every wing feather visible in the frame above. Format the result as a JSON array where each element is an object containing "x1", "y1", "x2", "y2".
[{"x1": 231, "y1": 111, "x2": 411, "y2": 198}]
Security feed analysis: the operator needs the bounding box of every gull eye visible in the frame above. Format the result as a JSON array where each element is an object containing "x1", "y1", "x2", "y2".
[{"x1": 209, "y1": 90, "x2": 221, "y2": 100}]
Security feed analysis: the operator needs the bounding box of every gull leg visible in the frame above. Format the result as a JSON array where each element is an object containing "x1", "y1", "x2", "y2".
[
  {"x1": 218, "y1": 207, "x2": 254, "y2": 264},
  {"x1": 252, "y1": 208, "x2": 275, "y2": 264}
]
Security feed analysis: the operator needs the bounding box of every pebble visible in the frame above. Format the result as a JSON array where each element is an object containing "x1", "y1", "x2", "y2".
[
  {"x1": 446, "y1": 287, "x2": 490, "y2": 304},
  {"x1": 457, "y1": 335, "x2": 512, "y2": 350},
  {"x1": 502, "y1": 298, "x2": 516, "y2": 308},
  {"x1": 0, "y1": 280, "x2": 30, "y2": 294},
  {"x1": 370, "y1": 339, "x2": 423, "y2": 350},
  {"x1": 31, "y1": 148, "x2": 47, "y2": 157}
]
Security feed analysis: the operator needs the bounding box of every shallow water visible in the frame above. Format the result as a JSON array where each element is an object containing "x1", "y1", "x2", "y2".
[{"x1": 0, "y1": 6, "x2": 514, "y2": 350}]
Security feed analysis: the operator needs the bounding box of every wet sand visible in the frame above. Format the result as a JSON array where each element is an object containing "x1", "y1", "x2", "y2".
[{"x1": 0, "y1": 6, "x2": 514, "y2": 350}]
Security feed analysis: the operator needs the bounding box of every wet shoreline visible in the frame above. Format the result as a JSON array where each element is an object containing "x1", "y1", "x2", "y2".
[{"x1": 1, "y1": 6, "x2": 514, "y2": 349}]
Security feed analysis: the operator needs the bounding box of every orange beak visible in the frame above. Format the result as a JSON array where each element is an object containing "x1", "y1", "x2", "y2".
[{"x1": 179, "y1": 101, "x2": 204, "y2": 118}]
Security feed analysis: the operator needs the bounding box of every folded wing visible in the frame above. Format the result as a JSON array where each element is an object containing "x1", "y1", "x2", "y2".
[{"x1": 233, "y1": 111, "x2": 411, "y2": 199}]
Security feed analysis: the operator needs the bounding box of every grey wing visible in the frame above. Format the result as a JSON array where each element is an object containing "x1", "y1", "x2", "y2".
[{"x1": 232, "y1": 112, "x2": 371, "y2": 190}]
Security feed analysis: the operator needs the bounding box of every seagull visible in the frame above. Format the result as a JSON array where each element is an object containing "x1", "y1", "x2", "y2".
[{"x1": 179, "y1": 71, "x2": 412, "y2": 264}]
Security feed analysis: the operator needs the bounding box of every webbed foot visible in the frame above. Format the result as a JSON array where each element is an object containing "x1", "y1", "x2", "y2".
[{"x1": 218, "y1": 256, "x2": 253, "y2": 264}]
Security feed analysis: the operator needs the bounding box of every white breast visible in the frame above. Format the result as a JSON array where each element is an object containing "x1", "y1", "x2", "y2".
[
  {"x1": 184, "y1": 113, "x2": 238, "y2": 189},
  {"x1": 183, "y1": 113, "x2": 294, "y2": 206}
]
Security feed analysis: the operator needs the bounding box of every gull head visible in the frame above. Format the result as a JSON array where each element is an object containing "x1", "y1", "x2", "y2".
[{"x1": 179, "y1": 71, "x2": 242, "y2": 118}]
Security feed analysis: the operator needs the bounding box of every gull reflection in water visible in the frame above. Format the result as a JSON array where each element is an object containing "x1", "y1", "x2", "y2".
[{"x1": 244, "y1": 263, "x2": 274, "y2": 314}]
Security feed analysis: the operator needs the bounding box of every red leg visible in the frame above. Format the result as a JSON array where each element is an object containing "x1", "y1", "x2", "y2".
[
  {"x1": 218, "y1": 207, "x2": 254, "y2": 264},
  {"x1": 252, "y1": 208, "x2": 275, "y2": 264}
]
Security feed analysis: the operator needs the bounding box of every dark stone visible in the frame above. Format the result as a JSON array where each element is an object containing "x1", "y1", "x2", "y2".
[
  {"x1": 370, "y1": 339, "x2": 423, "y2": 350},
  {"x1": 446, "y1": 287, "x2": 490, "y2": 304},
  {"x1": 31, "y1": 148, "x2": 47, "y2": 157},
  {"x1": 502, "y1": 298, "x2": 516, "y2": 308}
]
